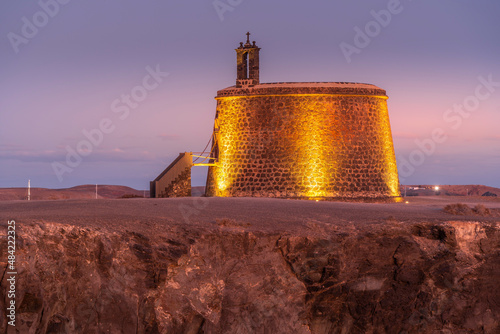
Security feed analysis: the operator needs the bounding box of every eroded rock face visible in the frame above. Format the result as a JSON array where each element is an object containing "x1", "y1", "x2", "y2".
[{"x1": 1, "y1": 220, "x2": 499, "y2": 333}]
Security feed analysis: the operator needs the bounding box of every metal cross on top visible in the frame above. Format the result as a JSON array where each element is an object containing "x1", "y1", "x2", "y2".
[{"x1": 246, "y1": 32, "x2": 251, "y2": 43}]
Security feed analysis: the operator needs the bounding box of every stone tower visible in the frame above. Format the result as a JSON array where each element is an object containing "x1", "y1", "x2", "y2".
[
  {"x1": 236, "y1": 32, "x2": 260, "y2": 88},
  {"x1": 205, "y1": 34, "x2": 401, "y2": 199}
]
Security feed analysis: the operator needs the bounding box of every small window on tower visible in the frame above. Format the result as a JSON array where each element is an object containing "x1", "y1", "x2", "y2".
[{"x1": 243, "y1": 52, "x2": 249, "y2": 79}]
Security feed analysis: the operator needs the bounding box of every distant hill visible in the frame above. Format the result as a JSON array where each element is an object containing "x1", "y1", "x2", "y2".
[
  {"x1": 0, "y1": 185, "x2": 147, "y2": 201},
  {"x1": 2, "y1": 184, "x2": 497, "y2": 201},
  {"x1": 402, "y1": 185, "x2": 500, "y2": 197}
]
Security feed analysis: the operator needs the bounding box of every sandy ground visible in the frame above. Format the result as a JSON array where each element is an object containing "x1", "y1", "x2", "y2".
[{"x1": 1, "y1": 196, "x2": 499, "y2": 236}]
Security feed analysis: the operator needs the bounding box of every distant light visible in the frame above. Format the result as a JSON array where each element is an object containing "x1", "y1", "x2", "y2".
[
  {"x1": 315, "y1": 199, "x2": 319, "y2": 202},
  {"x1": 434, "y1": 186, "x2": 440, "y2": 191},
  {"x1": 405, "y1": 201, "x2": 409, "y2": 204}
]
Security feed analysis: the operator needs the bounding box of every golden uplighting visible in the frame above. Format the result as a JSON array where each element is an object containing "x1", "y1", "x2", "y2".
[
  {"x1": 213, "y1": 98, "x2": 248, "y2": 197},
  {"x1": 294, "y1": 102, "x2": 330, "y2": 198},
  {"x1": 209, "y1": 93, "x2": 401, "y2": 198},
  {"x1": 375, "y1": 99, "x2": 401, "y2": 198}
]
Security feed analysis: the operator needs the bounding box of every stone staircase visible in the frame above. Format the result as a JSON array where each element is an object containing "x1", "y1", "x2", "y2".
[{"x1": 150, "y1": 152, "x2": 193, "y2": 198}]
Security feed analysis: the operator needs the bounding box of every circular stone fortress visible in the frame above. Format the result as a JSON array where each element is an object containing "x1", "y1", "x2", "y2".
[{"x1": 204, "y1": 33, "x2": 400, "y2": 199}]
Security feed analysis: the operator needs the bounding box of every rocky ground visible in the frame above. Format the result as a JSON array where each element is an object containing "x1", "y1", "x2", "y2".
[{"x1": 0, "y1": 197, "x2": 499, "y2": 333}]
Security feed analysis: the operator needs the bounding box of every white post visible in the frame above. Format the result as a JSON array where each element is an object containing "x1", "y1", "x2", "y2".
[{"x1": 28, "y1": 179, "x2": 31, "y2": 201}]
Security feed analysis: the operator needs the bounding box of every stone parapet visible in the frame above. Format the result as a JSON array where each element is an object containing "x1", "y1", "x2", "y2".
[{"x1": 216, "y1": 82, "x2": 387, "y2": 99}]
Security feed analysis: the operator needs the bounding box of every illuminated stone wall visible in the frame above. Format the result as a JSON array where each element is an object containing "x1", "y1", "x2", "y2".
[
  {"x1": 163, "y1": 167, "x2": 191, "y2": 198},
  {"x1": 155, "y1": 167, "x2": 191, "y2": 198},
  {"x1": 206, "y1": 83, "x2": 400, "y2": 198}
]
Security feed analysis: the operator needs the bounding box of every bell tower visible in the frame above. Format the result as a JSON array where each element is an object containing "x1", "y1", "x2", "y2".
[{"x1": 236, "y1": 32, "x2": 260, "y2": 88}]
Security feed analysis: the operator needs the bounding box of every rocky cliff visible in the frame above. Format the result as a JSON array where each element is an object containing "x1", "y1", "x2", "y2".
[{"x1": 0, "y1": 198, "x2": 499, "y2": 333}]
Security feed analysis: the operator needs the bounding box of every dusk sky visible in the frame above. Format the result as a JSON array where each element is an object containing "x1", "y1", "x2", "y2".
[{"x1": 1, "y1": 0, "x2": 499, "y2": 190}]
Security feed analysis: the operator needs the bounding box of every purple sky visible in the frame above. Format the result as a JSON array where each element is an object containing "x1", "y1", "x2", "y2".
[{"x1": 1, "y1": 1, "x2": 499, "y2": 190}]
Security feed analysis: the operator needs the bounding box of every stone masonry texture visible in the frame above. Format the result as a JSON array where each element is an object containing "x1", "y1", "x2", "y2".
[
  {"x1": 161, "y1": 167, "x2": 191, "y2": 198},
  {"x1": 206, "y1": 83, "x2": 400, "y2": 198}
]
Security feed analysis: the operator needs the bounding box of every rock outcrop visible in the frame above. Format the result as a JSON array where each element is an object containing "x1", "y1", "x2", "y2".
[{"x1": 1, "y1": 214, "x2": 499, "y2": 333}]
